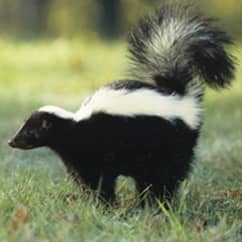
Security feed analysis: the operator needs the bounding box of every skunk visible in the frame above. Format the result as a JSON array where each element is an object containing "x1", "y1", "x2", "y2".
[{"x1": 8, "y1": 3, "x2": 235, "y2": 202}]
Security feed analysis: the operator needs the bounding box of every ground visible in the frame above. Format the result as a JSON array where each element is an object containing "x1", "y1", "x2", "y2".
[{"x1": 0, "y1": 39, "x2": 241, "y2": 242}]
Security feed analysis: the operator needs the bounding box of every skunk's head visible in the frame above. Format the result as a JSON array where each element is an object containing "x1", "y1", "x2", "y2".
[{"x1": 8, "y1": 111, "x2": 54, "y2": 150}]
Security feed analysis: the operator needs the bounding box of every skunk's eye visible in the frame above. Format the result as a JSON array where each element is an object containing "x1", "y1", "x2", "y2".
[{"x1": 41, "y1": 120, "x2": 51, "y2": 130}]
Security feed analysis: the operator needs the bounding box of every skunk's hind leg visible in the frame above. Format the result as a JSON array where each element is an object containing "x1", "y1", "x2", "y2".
[
  {"x1": 135, "y1": 176, "x2": 175, "y2": 206},
  {"x1": 100, "y1": 177, "x2": 116, "y2": 203},
  {"x1": 87, "y1": 175, "x2": 116, "y2": 203}
]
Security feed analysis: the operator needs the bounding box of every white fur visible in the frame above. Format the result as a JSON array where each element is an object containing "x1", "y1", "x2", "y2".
[
  {"x1": 75, "y1": 87, "x2": 202, "y2": 129},
  {"x1": 39, "y1": 87, "x2": 202, "y2": 130},
  {"x1": 38, "y1": 106, "x2": 74, "y2": 119},
  {"x1": 149, "y1": 18, "x2": 204, "y2": 56}
]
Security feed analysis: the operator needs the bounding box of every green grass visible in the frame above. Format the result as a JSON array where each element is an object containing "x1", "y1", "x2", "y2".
[{"x1": 0, "y1": 39, "x2": 241, "y2": 242}]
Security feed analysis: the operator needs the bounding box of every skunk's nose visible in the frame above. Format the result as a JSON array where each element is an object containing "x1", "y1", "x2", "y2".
[{"x1": 8, "y1": 139, "x2": 16, "y2": 148}]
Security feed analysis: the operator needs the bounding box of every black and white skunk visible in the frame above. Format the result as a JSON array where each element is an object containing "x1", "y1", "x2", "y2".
[{"x1": 8, "y1": 3, "x2": 235, "y2": 202}]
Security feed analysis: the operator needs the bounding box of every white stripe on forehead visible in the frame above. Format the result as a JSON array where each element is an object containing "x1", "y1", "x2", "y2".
[
  {"x1": 38, "y1": 86, "x2": 202, "y2": 129},
  {"x1": 38, "y1": 106, "x2": 74, "y2": 119}
]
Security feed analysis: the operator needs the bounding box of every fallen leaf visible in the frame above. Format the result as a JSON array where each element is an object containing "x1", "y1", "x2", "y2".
[
  {"x1": 229, "y1": 189, "x2": 242, "y2": 199},
  {"x1": 10, "y1": 205, "x2": 29, "y2": 231}
]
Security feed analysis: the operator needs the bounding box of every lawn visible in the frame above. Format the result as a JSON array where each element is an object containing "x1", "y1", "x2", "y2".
[{"x1": 0, "y1": 39, "x2": 241, "y2": 242}]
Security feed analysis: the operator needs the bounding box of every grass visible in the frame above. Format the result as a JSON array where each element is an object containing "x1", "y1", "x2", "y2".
[{"x1": 0, "y1": 39, "x2": 241, "y2": 242}]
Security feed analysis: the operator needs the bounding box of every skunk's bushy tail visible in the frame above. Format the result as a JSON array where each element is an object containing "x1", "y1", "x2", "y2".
[{"x1": 128, "y1": 2, "x2": 235, "y2": 94}]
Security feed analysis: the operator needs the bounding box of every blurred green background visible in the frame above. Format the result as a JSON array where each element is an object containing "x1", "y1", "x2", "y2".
[
  {"x1": 0, "y1": 2, "x2": 241, "y2": 241},
  {"x1": 0, "y1": 0, "x2": 242, "y2": 40}
]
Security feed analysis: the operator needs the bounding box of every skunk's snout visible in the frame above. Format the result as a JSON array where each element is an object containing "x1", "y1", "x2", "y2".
[
  {"x1": 8, "y1": 139, "x2": 17, "y2": 148},
  {"x1": 8, "y1": 136, "x2": 26, "y2": 149},
  {"x1": 8, "y1": 133, "x2": 33, "y2": 150}
]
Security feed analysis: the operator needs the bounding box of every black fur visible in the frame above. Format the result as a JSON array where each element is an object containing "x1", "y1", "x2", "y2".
[
  {"x1": 9, "y1": 2, "x2": 236, "y2": 204},
  {"x1": 37, "y1": 111, "x2": 199, "y2": 201},
  {"x1": 107, "y1": 79, "x2": 173, "y2": 95},
  {"x1": 8, "y1": 77, "x2": 201, "y2": 202}
]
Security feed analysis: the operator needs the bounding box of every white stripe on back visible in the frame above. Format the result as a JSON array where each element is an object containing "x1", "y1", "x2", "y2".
[{"x1": 39, "y1": 86, "x2": 203, "y2": 129}]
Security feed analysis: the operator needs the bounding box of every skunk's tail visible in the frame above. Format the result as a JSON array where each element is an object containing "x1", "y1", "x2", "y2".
[{"x1": 128, "y1": 2, "x2": 236, "y2": 94}]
